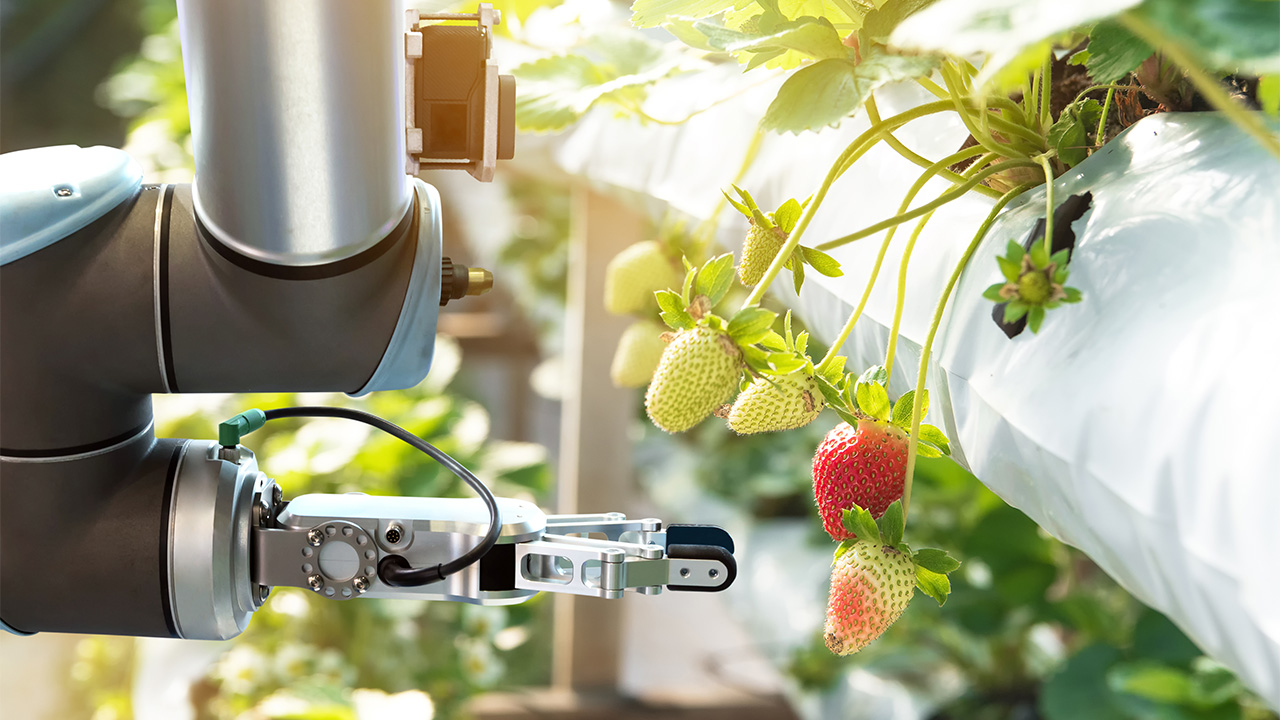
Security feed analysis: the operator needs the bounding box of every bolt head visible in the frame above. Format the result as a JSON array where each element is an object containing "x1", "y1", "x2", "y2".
[
  {"x1": 271, "y1": 484, "x2": 283, "y2": 505},
  {"x1": 307, "y1": 574, "x2": 323, "y2": 591},
  {"x1": 307, "y1": 528, "x2": 324, "y2": 546},
  {"x1": 258, "y1": 586, "x2": 271, "y2": 603},
  {"x1": 353, "y1": 576, "x2": 369, "y2": 593}
]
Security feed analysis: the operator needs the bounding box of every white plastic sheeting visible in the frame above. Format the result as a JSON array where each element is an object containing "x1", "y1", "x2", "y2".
[{"x1": 542, "y1": 64, "x2": 1280, "y2": 705}]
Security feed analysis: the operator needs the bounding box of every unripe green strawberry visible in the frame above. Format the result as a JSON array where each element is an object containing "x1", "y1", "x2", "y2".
[
  {"x1": 611, "y1": 321, "x2": 667, "y2": 389},
  {"x1": 645, "y1": 326, "x2": 743, "y2": 433},
  {"x1": 604, "y1": 241, "x2": 682, "y2": 316},
  {"x1": 825, "y1": 540, "x2": 916, "y2": 655},
  {"x1": 727, "y1": 371, "x2": 823, "y2": 434},
  {"x1": 738, "y1": 221, "x2": 787, "y2": 286},
  {"x1": 813, "y1": 420, "x2": 908, "y2": 540}
]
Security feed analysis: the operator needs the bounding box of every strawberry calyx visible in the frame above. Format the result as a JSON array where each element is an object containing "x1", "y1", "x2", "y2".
[
  {"x1": 724, "y1": 185, "x2": 843, "y2": 294},
  {"x1": 983, "y1": 239, "x2": 1083, "y2": 334},
  {"x1": 836, "y1": 501, "x2": 961, "y2": 606},
  {"x1": 814, "y1": 365, "x2": 951, "y2": 459}
]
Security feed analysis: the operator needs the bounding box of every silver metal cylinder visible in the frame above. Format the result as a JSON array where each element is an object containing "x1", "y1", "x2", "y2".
[{"x1": 177, "y1": 0, "x2": 411, "y2": 266}]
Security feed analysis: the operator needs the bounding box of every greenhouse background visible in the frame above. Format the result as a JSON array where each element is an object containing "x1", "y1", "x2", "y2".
[{"x1": 1, "y1": 0, "x2": 1278, "y2": 719}]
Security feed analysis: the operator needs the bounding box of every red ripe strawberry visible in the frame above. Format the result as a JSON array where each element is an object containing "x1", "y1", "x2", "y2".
[
  {"x1": 813, "y1": 420, "x2": 907, "y2": 540},
  {"x1": 811, "y1": 366, "x2": 951, "y2": 541}
]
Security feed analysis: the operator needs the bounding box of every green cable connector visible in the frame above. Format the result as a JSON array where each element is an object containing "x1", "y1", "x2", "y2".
[{"x1": 218, "y1": 409, "x2": 267, "y2": 448}]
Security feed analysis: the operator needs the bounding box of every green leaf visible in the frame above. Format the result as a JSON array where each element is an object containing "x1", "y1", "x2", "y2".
[
  {"x1": 815, "y1": 375, "x2": 847, "y2": 409},
  {"x1": 1005, "y1": 239, "x2": 1025, "y2": 263},
  {"x1": 1029, "y1": 240, "x2": 1050, "y2": 268},
  {"x1": 759, "y1": 330, "x2": 788, "y2": 351},
  {"x1": 631, "y1": 0, "x2": 738, "y2": 29},
  {"x1": 681, "y1": 264, "x2": 697, "y2": 305},
  {"x1": 842, "y1": 505, "x2": 882, "y2": 543},
  {"x1": 914, "y1": 565, "x2": 951, "y2": 605},
  {"x1": 1040, "y1": 645, "x2": 1129, "y2": 720},
  {"x1": 741, "y1": 345, "x2": 772, "y2": 372},
  {"x1": 856, "y1": 381, "x2": 891, "y2": 421},
  {"x1": 1085, "y1": 21, "x2": 1152, "y2": 84},
  {"x1": 794, "y1": 331, "x2": 809, "y2": 356},
  {"x1": 918, "y1": 424, "x2": 950, "y2": 455},
  {"x1": 818, "y1": 355, "x2": 846, "y2": 384},
  {"x1": 792, "y1": 253, "x2": 806, "y2": 294},
  {"x1": 767, "y1": 352, "x2": 807, "y2": 374},
  {"x1": 1187, "y1": 659, "x2": 1244, "y2": 708},
  {"x1": 891, "y1": 389, "x2": 927, "y2": 429},
  {"x1": 914, "y1": 442, "x2": 943, "y2": 458},
  {"x1": 878, "y1": 500, "x2": 904, "y2": 546},
  {"x1": 1050, "y1": 249, "x2": 1071, "y2": 267},
  {"x1": 772, "y1": 198, "x2": 803, "y2": 233},
  {"x1": 1064, "y1": 286, "x2": 1083, "y2": 303},
  {"x1": 724, "y1": 17, "x2": 851, "y2": 61},
  {"x1": 800, "y1": 246, "x2": 844, "y2": 277},
  {"x1": 997, "y1": 255, "x2": 1022, "y2": 282},
  {"x1": 1260, "y1": 75, "x2": 1280, "y2": 117},
  {"x1": 721, "y1": 189, "x2": 752, "y2": 217},
  {"x1": 832, "y1": 404, "x2": 862, "y2": 427},
  {"x1": 857, "y1": 364, "x2": 889, "y2": 387},
  {"x1": 1134, "y1": 0, "x2": 1280, "y2": 75},
  {"x1": 1048, "y1": 98, "x2": 1103, "y2": 167},
  {"x1": 727, "y1": 307, "x2": 778, "y2": 344},
  {"x1": 1027, "y1": 305, "x2": 1046, "y2": 334},
  {"x1": 833, "y1": 540, "x2": 855, "y2": 563},
  {"x1": 1107, "y1": 663, "x2": 1192, "y2": 705},
  {"x1": 860, "y1": 0, "x2": 941, "y2": 43},
  {"x1": 912, "y1": 547, "x2": 960, "y2": 574},
  {"x1": 697, "y1": 253, "x2": 735, "y2": 306},
  {"x1": 983, "y1": 283, "x2": 1007, "y2": 302},
  {"x1": 889, "y1": 0, "x2": 1145, "y2": 90},
  {"x1": 1132, "y1": 610, "x2": 1202, "y2": 666},
  {"x1": 1004, "y1": 301, "x2": 1029, "y2": 323},
  {"x1": 657, "y1": 290, "x2": 695, "y2": 329},
  {"x1": 761, "y1": 50, "x2": 940, "y2": 134}
]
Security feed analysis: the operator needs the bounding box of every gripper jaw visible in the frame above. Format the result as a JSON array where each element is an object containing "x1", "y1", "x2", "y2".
[{"x1": 252, "y1": 494, "x2": 736, "y2": 606}]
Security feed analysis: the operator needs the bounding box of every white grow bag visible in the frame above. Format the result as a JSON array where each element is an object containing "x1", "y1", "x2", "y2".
[{"x1": 544, "y1": 64, "x2": 1280, "y2": 705}]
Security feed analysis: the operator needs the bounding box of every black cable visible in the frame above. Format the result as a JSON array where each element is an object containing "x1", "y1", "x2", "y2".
[{"x1": 261, "y1": 406, "x2": 501, "y2": 588}]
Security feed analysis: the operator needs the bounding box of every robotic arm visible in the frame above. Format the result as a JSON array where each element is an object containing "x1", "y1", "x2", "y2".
[{"x1": 0, "y1": 1, "x2": 735, "y2": 641}]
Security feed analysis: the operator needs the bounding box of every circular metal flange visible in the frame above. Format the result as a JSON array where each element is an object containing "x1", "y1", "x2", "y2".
[{"x1": 300, "y1": 520, "x2": 376, "y2": 601}]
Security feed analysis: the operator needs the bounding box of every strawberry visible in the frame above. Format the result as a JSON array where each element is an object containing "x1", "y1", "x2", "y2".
[
  {"x1": 825, "y1": 539, "x2": 916, "y2": 655},
  {"x1": 611, "y1": 321, "x2": 668, "y2": 389},
  {"x1": 603, "y1": 240, "x2": 682, "y2": 316},
  {"x1": 810, "y1": 366, "x2": 951, "y2": 541},
  {"x1": 728, "y1": 371, "x2": 822, "y2": 434},
  {"x1": 645, "y1": 325, "x2": 742, "y2": 433},
  {"x1": 723, "y1": 185, "x2": 842, "y2": 293},
  {"x1": 725, "y1": 314, "x2": 824, "y2": 434},
  {"x1": 740, "y1": 221, "x2": 788, "y2": 286},
  {"x1": 823, "y1": 502, "x2": 959, "y2": 656}
]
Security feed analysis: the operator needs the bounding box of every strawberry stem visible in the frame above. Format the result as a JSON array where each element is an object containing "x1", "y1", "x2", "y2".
[
  {"x1": 867, "y1": 95, "x2": 1003, "y2": 200},
  {"x1": 1037, "y1": 153, "x2": 1056, "y2": 256},
  {"x1": 740, "y1": 101, "x2": 967, "y2": 310},
  {"x1": 884, "y1": 151, "x2": 998, "y2": 381},
  {"x1": 1096, "y1": 87, "x2": 1116, "y2": 147},
  {"x1": 1039, "y1": 54, "x2": 1053, "y2": 131},
  {"x1": 814, "y1": 144, "x2": 990, "y2": 374},
  {"x1": 814, "y1": 158, "x2": 1041, "y2": 251},
  {"x1": 902, "y1": 183, "x2": 1036, "y2": 518},
  {"x1": 1120, "y1": 12, "x2": 1280, "y2": 162},
  {"x1": 942, "y1": 63, "x2": 1030, "y2": 161}
]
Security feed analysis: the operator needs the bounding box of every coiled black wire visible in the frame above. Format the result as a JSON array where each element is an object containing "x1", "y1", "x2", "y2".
[{"x1": 262, "y1": 406, "x2": 500, "y2": 587}]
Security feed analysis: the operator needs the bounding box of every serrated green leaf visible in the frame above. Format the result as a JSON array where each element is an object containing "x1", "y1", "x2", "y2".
[
  {"x1": 1049, "y1": 249, "x2": 1071, "y2": 267},
  {"x1": 765, "y1": 352, "x2": 806, "y2": 374},
  {"x1": 856, "y1": 382, "x2": 891, "y2": 421},
  {"x1": 918, "y1": 424, "x2": 950, "y2": 455},
  {"x1": 725, "y1": 16, "x2": 850, "y2": 61},
  {"x1": 631, "y1": 0, "x2": 738, "y2": 29},
  {"x1": 681, "y1": 264, "x2": 697, "y2": 305},
  {"x1": 878, "y1": 500, "x2": 904, "y2": 546},
  {"x1": 1005, "y1": 239, "x2": 1025, "y2": 262},
  {"x1": 1027, "y1": 305, "x2": 1046, "y2": 333},
  {"x1": 741, "y1": 345, "x2": 772, "y2": 372},
  {"x1": 761, "y1": 50, "x2": 939, "y2": 134},
  {"x1": 832, "y1": 404, "x2": 862, "y2": 427},
  {"x1": 758, "y1": 330, "x2": 788, "y2": 351},
  {"x1": 833, "y1": 540, "x2": 855, "y2": 563},
  {"x1": 727, "y1": 306, "x2": 776, "y2": 343},
  {"x1": 1068, "y1": 48, "x2": 1090, "y2": 66},
  {"x1": 660, "y1": 308, "x2": 695, "y2": 330},
  {"x1": 721, "y1": 189, "x2": 752, "y2": 217},
  {"x1": 1053, "y1": 266, "x2": 1070, "y2": 284},
  {"x1": 697, "y1": 253, "x2": 736, "y2": 306},
  {"x1": 772, "y1": 198, "x2": 803, "y2": 233},
  {"x1": 1048, "y1": 98, "x2": 1103, "y2": 168},
  {"x1": 891, "y1": 389, "x2": 927, "y2": 429},
  {"x1": 1134, "y1": 0, "x2": 1280, "y2": 75},
  {"x1": 915, "y1": 564, "x2": 951, "y2": 605},
  {"x1": 800, "y1": 246, "x2": 844, "y2": 277},
  {"x1": 843, "y1": 505, "x2": 882, "y2": 543},
  {"x1": 655, "y1": 289, "x2": 684, "y2": 316},
  {"x1": 860, "y1": 0, "x2": 941, "y2": 43},
  {"x1": 1085, "y1": 20, "x2": 1152, "y2": 84},
  {"x1": 912, "y1": 547, "x2": 960, "y2": 574},
  {"x1": 1028, "y1": 240, "x2": 1050, "y2": 268},
  {"x1": 983, "y1": 282, "x2": 1008, "y2": 302},
  {"x1": 794, "y1": 331, "x2": 809, "y2": 356},
  {"x1": 858, "y1": 365, "x2": 889, "y2": 387},
  {"x1": 818, "y1": 356, "x2": 846, "y2": 384},
  {"x1": 1063, "y1": 286, "x2": 1083, "y2": 303},
  {"x1": 997, "y1": 255, "x2": 1021, "y2": 282}
]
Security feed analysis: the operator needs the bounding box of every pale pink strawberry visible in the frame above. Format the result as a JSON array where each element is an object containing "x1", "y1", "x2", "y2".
[{"x1": 824, "y1": 540, "x2": 915, "y2": 655}]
